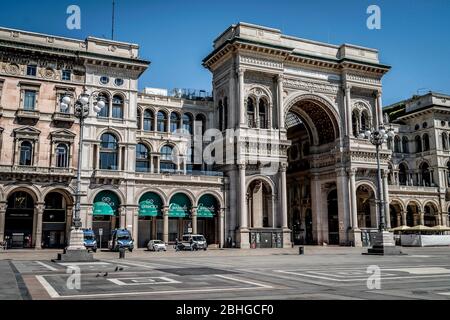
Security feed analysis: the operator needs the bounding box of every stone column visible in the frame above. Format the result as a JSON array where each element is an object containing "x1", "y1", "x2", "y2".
[
  {"x1": 0, "y1": 202, "x2": 7, "y2": 242},
  {"x1": 35, "y1": 203, "x2": 45, "y2": 250},
  {"x1": 345, "y1": 85, "x2": 353, "y2": 137},
  {"x1": 65, "y1": 205, "x2": 73, "y2": 245},
  {"x1": 376, "y1": 91, "x2": 383, "y2": 127},
  {"x1": 238, "y1": 68, "x2": 246, "y2": 127},
  {"x1": 348, "y1": 169, "x2": 362, "y2": 247},
  {"x1": 120, "y1": 206, "x2": 126, "y2": 229},
  {"x1": 238, "y1": 164, "x2": 249, "y2": 248},
  {"x1": 311, "y1": 174, "x2": 323, "y2": 244},
  {"x1": 280, "y1": 163, "x2": 288, "y2": 229},
  {"x1": 397, "y1": 213, "x2": 402, "y2": 227},
  {"x1": 402, "y1": 211, "x2": 407, "y2": 226},
  {"x1": 382, "y1": 170, "x2": 391, "y2": 229},
  {"x1": 219, "y1": 208, "x2": 225, "y2": 249},
  {"x1": 336, "y1": 168, "x2": 351, "y2": 245},
  {"x1": 419, "y1": 210, "x2": 425, "y2": 226},
  {"x1": 277, "y1": 75, "x2": 285, "y2": 130},
  {"x1": 163, "y1": 207, "x2": 169, "y2": 244},
  {"x1": 133, "y1": 208, "x2": 139, "y2": 244},
  {"x1": 191, "y1": 207, "x2": 197, "y2": 234}
]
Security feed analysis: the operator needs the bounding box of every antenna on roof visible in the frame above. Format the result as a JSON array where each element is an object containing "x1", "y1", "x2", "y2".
[{"x1": 111, "y1": 0, "x2": 116, "y2": 40}]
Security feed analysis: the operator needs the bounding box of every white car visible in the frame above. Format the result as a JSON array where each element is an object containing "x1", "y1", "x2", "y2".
[{"x1": 147, "y1": 240, "x2": 167, "y2": 252}]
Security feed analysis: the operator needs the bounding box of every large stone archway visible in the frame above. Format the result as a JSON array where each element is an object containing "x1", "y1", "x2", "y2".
[{"x1": 285, "y1": 95, "x2": 347, "y2": 246}]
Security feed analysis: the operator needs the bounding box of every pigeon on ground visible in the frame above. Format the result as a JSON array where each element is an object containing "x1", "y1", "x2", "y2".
[
  {"x1": 104, "y1": 272, "x2": 108, "y2": 277},
  {"x1": 115, "y1": 266, "x2": 119, "y2": 272},
  {"x1": 96, "y1": 273, "x2": 100, "y2": 278}
]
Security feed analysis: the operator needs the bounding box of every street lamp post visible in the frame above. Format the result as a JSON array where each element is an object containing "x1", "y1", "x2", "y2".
[
  {"x1": 359, "y1": 126, "x2": 403, "y2": 255},
  {"x1": 56, "y1": 90, "x2": 105, "y2": 262}
]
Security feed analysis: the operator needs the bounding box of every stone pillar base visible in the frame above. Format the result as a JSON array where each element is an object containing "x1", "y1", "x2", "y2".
[
  {"x1": 54, "y1": 228, "x2": 95, "y2": 262},
  {"x1": 237, "y1": 228, "x2": 250, "y2": 249},
  {"x1": 352, "y1": 229, "x2": 363, "y2": 247},
  {"x1": 282, "y1": 229, "x2": 292, "y2": 248},
  {"x1": 364, "y1": 231, "x2": 403, "y2": 256}
]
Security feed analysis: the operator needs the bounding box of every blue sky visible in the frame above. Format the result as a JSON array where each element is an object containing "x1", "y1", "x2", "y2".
[{"x1": 1, "y1": 0, "x2": 449, "y2": 106}]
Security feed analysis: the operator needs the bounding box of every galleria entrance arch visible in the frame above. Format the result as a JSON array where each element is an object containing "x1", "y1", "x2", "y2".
[{"x1": 286, "y1": 95, "x2": 347, "y2": 245}]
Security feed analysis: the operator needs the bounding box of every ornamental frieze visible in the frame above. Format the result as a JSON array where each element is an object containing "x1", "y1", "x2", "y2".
[
  {"x1": 346, "y1": 73, "x2": 381, "y2": 85},
  {"x1": 284, "y1": 78, "x2": 339, "y2": 95},
  {"x1": 239, "y1": 55, "x2": 283, "y2": 70}
]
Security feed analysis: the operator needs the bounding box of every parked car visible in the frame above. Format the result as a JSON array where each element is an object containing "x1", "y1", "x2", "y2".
[
  {"x1": 82, "y1": 229, "x2": 97, "y2": 253},
  {"x1": 181, "y1": 234, "x2": 208, "y2": 251},
  {"x1": 147, "y1": 240, "x2": 167, "y2": 252},
  {"x1": 108, "y1": 229, "x2": 134, "y2": 252}
]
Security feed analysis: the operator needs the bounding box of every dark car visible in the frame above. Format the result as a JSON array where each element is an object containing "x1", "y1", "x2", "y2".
[{"x1": 108, "y1": 229, "x2": 134, "y2": 252}]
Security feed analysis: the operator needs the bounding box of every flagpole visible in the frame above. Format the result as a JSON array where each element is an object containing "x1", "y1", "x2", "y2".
[{"x1": 112, "y1": 0, "x2": 115, "y2": 40}]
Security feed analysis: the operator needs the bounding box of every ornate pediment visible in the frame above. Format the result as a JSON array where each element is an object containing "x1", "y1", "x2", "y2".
[
  {"x1": 13, "y1": 126, "x2": 41, "y2": 139},
  {"x1": 50, "y1": 129, "x2": 76, "y2": 142}
]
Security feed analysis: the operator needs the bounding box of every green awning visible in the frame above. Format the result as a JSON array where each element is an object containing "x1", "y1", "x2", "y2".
[
  {"x1": 197, "y1": 194, "x2": 218, "y2": 218},
  {"x1": 139, "y1": 192, "x2": 162, "y2": 217},
  {"x1": 169, "y1": 193, "x2": 191, "y2": 218},
  {"x1": 93, "y1": 191, "x2": 120, "y2": 216}
]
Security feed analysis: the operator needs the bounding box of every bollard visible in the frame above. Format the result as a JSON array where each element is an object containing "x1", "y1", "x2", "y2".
[
  {"x1": 299, "y1": 246, "x2": 304, "y2": 255},
  {"x1": 119, "y1": 247, "x2": 125, "y2": 259}
]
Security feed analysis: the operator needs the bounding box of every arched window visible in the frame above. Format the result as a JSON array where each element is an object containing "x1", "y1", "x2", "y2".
[
  {"x1": 394, "y1": 136, "x2": 401, "y2": 153},
  {"x1": 402, "y1": 136, "x2": 409, "y2": 154},
  {"x1": 182, "y1": 113, "x2": 193, "y2": 135},
  {"x1": 170, "y1": 112, "x2": 181, "y2": 133},
  {"x1": 387, "y1": 137, "x2": 393, "y2": 150},
  {"x1": 218, "y1": 100, "x2": 223, "y2": 131},
  {"x1": 247, "y1": 97, "x2": 256, "y2": 128},
  {"x1": 19, "y1": 141, "x2": 33, "y2": 166},
  {"x1": 195, "y1": 114, "x2": 206, "y2": 135},
  {"x1": 144, "y1": 109, "x2": 154, "y2": 131},
  {"x1": 160, "y1": 145, "x2": 175, "y2": 172},
  {"x1": 423, "y1": 133, "x2": 430, "y2": 151},
  {"x1": 223, "y1": 97, "x2": 228, "y2": 130},
  {"x1": 447, "y1": 162, "x2": 450, "y2": 186},
  {"x1": 399, "y1": 163, "x2": 408, "y2": 186},
  {"x1": 259, "y1": 99, "x2": 267, "y2": 129},
  {"x1": 442, "y1": 132, "x2": 448, "y2": 150},
  {"x1": 352, "y1": 111, "x2": 359, "y2": 137},
  {"x1": 136, "y1": 143, "x2": 151, "y2": 172},
  {"x1": 415, "y1": 135, "x2": 422, "y2": 153},
  {"x1": 157, "y1": 111, "x2": 167, "y2": 132},
  {"x1": 56, "y1": 143, "x2": 69, "y2": 168},
  {"x1": 361, "y1": 111, "x2": 369, "y2": 131},
  {"x1": 97, "y1": 93, "x2": 110, "y2": 118},
  {"x1": 137, "y1": 109, "x2": 142, "y2": 130},
  {"x1": 112, "y1": 95, "x2": 124, "y2": 119},
  {"x1": 99, "y1": 133, "x2": 118, "y2": 170},
  {"x1": 420, "y1": 162, "x2": 431, "y2": 186}
]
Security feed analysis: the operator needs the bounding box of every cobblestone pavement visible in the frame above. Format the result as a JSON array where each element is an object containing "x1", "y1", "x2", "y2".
[{"x1": 2, "y1": 246, "x2": 450, "y2": 300}]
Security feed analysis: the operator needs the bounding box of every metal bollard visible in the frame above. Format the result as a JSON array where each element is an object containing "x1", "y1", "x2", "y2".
[
  {"x1": 299, "y1": 246, "x2": 304, "y2": 255},
  {"x1": 119, "y1": 247, "x2": 125, "y2": 259}
]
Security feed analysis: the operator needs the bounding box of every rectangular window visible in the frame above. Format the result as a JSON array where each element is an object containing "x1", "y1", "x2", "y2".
[
  {"x1": 100, "y1": 152, "x2": 118, "y2": 170},
  {"x1": 62, "y1": 70, "x2": 71, "y2": 81},
  {"x1": 27, "y1": 65, "x2": 37, "y2": 76},
  {"x1": 23, "y1": 90, "x2": 36, "y2": 110},
  {"x1": 112, "y1": 104, "x2": 123, "y2": 119}
]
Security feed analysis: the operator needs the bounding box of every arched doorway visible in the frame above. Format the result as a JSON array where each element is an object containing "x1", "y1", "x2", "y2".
[
  {"x1": 5, "y1": 191, "x2": 35, "y2": 248},
  {"x1": 138, "y1": 192, "x2": 163, "y2": 248},
  {"x1": 356, "y1": 185, "x2": 376, "y2": 229},
  {"x1": 285, "y1": 96, "x2": 341, "y2": 246},
  {"x1": 389, "y1": 202, "x2": 403, "y2": 228},
  {"x1": 424, "y1": 203, "x2": 438, "y2": 227},
  {"x1": 42, "y1": 192, "x2": 71, "y2": 249},
  {"x1": 197, "y1": 194, "x2": 220, "y2": 245},
  {"x1": 168, "y1": 193, "x2": 192, "y2": 242},
  {"x1": 92, "y1": 191, "x2": 121, "y2": 248},
  {"x1": 327, "y1": 189, "x2": 339, "y2": 245},
  {"x1": 406, "y1": 202, "x2": 420, "y2": 227},
  {"x1": 247, "y1": 180, "x2": 273, "y2": 229}
]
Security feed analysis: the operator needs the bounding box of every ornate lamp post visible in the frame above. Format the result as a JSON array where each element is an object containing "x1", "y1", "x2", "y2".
[
  {"x1": 56, "y1": 90, "x2": 105, "y2": 262},
  {"x1": 359, "y1": 126, "x2": 402, "y2": 255}
]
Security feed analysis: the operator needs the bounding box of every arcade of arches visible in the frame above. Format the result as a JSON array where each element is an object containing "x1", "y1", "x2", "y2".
[{"x1": 1, "y1": 189, "x2": 73, "y2": 249}]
